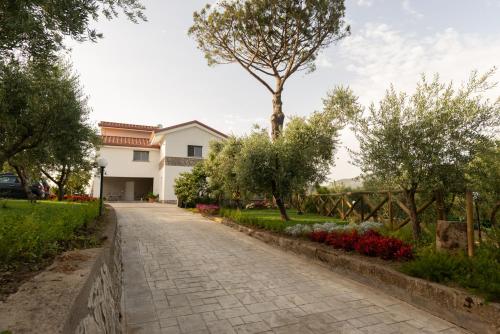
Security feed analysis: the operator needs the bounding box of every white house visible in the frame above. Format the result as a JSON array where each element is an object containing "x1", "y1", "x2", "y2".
[{"x1": 91, "y1": 120, "x2": 227, "y2": 203}]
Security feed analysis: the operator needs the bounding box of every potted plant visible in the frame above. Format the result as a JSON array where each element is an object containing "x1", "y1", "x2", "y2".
[{"x1": 146, "y1": 192, "x2": 159, "y2": 203}]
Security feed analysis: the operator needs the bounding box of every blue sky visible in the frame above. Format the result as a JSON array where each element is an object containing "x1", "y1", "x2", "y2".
[{"x1": 67, "y1": 0, "x2": 500, "y2": 181}]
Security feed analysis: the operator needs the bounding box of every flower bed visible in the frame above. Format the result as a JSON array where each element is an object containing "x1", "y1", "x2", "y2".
[
  {"x1": 284, "y1": 221, "x2": 412, "y2": 261},
  {"x1": 312, "y1": 228, "x2": 413, "y2": 261},
  {"x1": 196, "y1": 204, "x2": 220, "y2": 215},
  {"x1": 63, "y1": 195, "x2": 97, "y2": 202}
]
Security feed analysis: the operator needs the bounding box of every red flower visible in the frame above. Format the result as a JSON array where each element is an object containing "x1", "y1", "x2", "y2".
[
  {"x1": 309, "y1": 228, "x2": 413, "y2": 261},
  {"x1": 309, "y1": 230, "x2": 328, "y2": 243},
  {"x1": 196, "y1": 204, "x2": 220, "y2": 215},
  {"x1": 325, "y1": 230, "x2": 359, "y2": 251}
]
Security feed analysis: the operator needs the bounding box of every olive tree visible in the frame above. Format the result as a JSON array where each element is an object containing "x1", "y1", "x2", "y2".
[
  {"x1": 204, "y1": 137, "x2": 245, "y2": 206},
  {"x1": 174, "y1": 163, "x2": 210, "y2": 208},
  {"x1": 189, "y1": 0, "x2": 349, "y2": 139},
  {"x1": 235, "y1": 89, "x2": 352, "y2": 220},
  {"x1": 0, "y1": 0, "x2": 145, "y2": 58},
  {"x1": 350, "y1": 71, "x2": 500, "y2": 240},
  {"x1": 3, "y1": 60, "x2": 99, "y2": 199}
]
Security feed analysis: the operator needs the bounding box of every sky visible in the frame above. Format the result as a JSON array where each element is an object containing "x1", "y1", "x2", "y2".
[{"x1": 67, "y1": 0, "x2": 500, "y2": 181}]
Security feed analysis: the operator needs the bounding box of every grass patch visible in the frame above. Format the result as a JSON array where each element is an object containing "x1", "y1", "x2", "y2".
[
  {"x1": 0, "y1": 199, "x2": 100, "y2": 268},
  {"x1": 220, "y1": 208, "x2": 346, "y2": 232}
]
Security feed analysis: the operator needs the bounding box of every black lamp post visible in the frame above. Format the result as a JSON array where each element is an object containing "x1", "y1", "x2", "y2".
[{"x1": 97, "y1": 157, "x2": 108, "y2": 216}]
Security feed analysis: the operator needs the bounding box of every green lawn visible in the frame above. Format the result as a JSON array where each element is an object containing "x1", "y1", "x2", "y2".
[
  {"x1": 219, "y1": 208, "x2": 345, "y2": 232},
  {"x1": 0, "y1": 199, "x2": 99, "y2": 267}
]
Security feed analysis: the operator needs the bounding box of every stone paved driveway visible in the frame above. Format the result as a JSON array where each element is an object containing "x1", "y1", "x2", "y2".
[{"x1": 113, "y1": 203, "x2": 469, "y2": 334}]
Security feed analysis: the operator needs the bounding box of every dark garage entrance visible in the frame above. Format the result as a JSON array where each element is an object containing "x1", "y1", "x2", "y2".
[{"x1": 102, "y1": 177, "x2": 153, "y2": 201}]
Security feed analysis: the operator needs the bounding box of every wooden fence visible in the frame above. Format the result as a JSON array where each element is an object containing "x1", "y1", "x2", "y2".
[{"x1": 291, "y1": 191, "x2": 437, "y2": 230}]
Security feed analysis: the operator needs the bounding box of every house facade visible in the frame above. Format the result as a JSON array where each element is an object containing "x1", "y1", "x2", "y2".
[{"x1": 91, "y1": 120, "x2": 227, "y2": 203}]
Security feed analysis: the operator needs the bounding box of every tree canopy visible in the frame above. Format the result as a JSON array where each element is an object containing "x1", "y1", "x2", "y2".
[
  {"x1": 1, "y1": 59, "x2": 98, "y2": 199},
  {"x1": 0, "y1": 0, "x2": 146, "y2": 58},
  {"x1": 350, "y1": 71, "x2": 500, "y2": 239},
  {"x1": 189, "y1": 0, "x2": 349, "y2": 139}
]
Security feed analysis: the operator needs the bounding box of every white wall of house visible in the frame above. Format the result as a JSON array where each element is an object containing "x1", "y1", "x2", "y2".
[
  {"x1": 163, "y1": 126, "x2": 217, "y2": 158},
  {"x1": 92, "y1": 146, "x2": 160, "y2": 197},
  {"x1": 159, "y1": 126, "x2": 224, "y2": 202}
]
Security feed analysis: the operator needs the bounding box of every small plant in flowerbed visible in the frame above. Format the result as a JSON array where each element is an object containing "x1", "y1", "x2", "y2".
[
  {"x1": 196, "y1": 203, "x2": 220, "y2": 215},
  {"x1": 294, "y1": 221, "x2": 413, "y2": 261},
  {"x1": 63, "y1": 194, "x2": 97, "y2": 202}
]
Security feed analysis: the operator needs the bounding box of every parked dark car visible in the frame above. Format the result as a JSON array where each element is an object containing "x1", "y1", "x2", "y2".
[{"x1": 0, "y1": 173, "x2": 46, "y2": 199}]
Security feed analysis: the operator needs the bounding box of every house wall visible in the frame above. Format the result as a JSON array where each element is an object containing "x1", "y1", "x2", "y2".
[
  {"x1": 92, "y1": 146, "x2": 160, "y2": 197},
  {"x1": 160, "y1": 127, "x2": 224, "y2": 202},
  {"x1": 163, "y1": 126, "x2": 217, "y2": 158}
]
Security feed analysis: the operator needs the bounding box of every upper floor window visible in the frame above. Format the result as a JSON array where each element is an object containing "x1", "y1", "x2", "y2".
[
  {"x1": 133, "y1": 150, "x2": 149, "y2": 161},
  {"x1": 187, "y1": 145, "x2": 202, "y2": 158}
]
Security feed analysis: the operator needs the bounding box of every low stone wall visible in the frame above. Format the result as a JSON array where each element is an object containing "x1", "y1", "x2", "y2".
[
  {"x1": 64, "y1": 206, "x2": 123, "y2": 334},
  {"x1": 218, "y1": 218, "x2": 500, "y2": 334}
]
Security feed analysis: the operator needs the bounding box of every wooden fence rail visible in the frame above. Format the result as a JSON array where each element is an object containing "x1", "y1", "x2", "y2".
[{"x1": 291, "y1": 191, "x2": 437, "y2": 230}]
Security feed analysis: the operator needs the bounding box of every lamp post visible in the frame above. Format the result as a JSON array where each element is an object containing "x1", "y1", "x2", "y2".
[{"x1": 97, "y1": 157, "x2": 108, "y2": 216}]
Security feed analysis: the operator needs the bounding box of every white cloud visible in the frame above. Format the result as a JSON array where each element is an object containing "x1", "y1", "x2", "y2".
[
  {"x1": 336, "y1": 23, "x2": 500, "y2": 105},
  {"x1": 317, "y1": 53, "x2": 333, "y2": 68},
  {"x1": 356, "y1": 0, "x2": 373, "y2": 7},
  {"x1": 401, "y1": 0, "x2": 423, "y2": 19},
  {"x1": 327, "y1": 23, "x2": 500, "y2": 181}
]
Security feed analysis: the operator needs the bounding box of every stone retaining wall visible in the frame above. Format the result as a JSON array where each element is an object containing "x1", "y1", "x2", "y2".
[
  {"x1": 63, "y1": 207, "x2": 123, "y2": 334},
  {"x1": 218, "y1": 218, "x2": 500, "y2": 334}
]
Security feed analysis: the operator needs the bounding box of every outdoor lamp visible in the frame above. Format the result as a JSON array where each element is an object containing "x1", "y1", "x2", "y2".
[{"x1": 97, "y1": 158, "x2": 108, "y2": 216}]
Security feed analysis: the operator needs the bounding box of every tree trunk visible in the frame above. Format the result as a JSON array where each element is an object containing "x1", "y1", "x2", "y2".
[
  {"x1": 12, "y1": 165, "x2": 36, "y2": 203},
  {"x1": 491, "y1": 201, "x2": 499, "y2": 227},
  {"x1": 435, "y1": 190, "x2": 445, "y2": 221},
  {"x1": 274, "y1": 195, "x2": 290, "y2": 221},
  {"x1": 57, "y1": 183, "x2": 64, "y2": 201},
  {"x1": 271, "y1": 91, "x2": 285, "y2": 140},
  {"x1": 405, "y1": 189, "x2": 421, "y2": 240}
]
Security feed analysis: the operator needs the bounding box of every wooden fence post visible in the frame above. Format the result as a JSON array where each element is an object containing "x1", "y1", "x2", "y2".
[
  {"x1": 360, "y1": 196, "x2": 364, "y2": 222},
  {"x1": 466, "y1": 190, "x2": 474, "y2": 257},
  {"x1": 388, "y1": 192, "x2": 394, "y2": 230}
]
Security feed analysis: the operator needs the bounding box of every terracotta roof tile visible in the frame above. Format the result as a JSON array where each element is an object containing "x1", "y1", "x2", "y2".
[
  {"x1": 101, "y1": 136, "x2": 160, "y2": 148},
  {"x1": 98, "y1": 121, "x2": 160, "y2": 131}
]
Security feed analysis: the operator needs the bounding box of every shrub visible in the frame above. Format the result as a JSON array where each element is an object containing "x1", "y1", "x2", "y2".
[
  {"x1": 284, "y1": 224, "x2": 312, "y2": 236},
  {"x1": 309, "y1": 228, "x2": 413, "y2": 261},
  {"x1": 325, "y1": 230, "x2": 360, "y2": 251},
  {"x1": 196, "y1": 204, "x2": 220, "y2": 215},
  {"x1": 309, "y1": 230, "x2": 329, "y2": 243},
  {"x1": 63, "y1": 194, "x2": 96, "y2": 202},
  {"x1": 401, "y1": 245, "x2": 500, "y2": 301}
]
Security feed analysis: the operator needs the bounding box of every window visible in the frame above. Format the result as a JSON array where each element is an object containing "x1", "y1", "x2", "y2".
[
  {"x1": 133, "y1": 151, "x2": 149, "y2": 161},
  {"x1": 0, "y1": 176, "x2": 17, "y2": 184},
  {"x1": 187, "y1": 145, "x2": 202, "y2": 158}
]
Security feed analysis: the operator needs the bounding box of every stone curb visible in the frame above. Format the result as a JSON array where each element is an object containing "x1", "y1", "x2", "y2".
[
  {"x1": 63, "y1": 205, "x2": 123, "y2": 334},
  {"x1": 211, "y1": 216, "x2": 499, "y2": 334}
]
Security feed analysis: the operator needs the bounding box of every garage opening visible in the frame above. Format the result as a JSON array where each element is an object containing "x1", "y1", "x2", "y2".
[{"x1": 102, "y1": 177, "x2": 154, "y2": 201}]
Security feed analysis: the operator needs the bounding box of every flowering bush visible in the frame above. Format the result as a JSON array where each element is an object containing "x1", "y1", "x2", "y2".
[
  {"x1": 309, "y1": 228, "x2": 413, "y2": 261},
  {"x1": 196, "y1": 204, "x2": 220, "y2": 215},
  {"x1": 63, "y1": 195, "x2": 96, "y2": 202},
  {"x1": 358, "y1": 221, "x2": 384, "y2": 233},
  {"x1": 309, "y1": 230, "x2": 329, "y2": 243},
  {"x1": 325, "y1": 230, "x2": 360, "y2": 251},
  {"x1": 284, "y1": 224, "x2": 312, "y2": 236}
]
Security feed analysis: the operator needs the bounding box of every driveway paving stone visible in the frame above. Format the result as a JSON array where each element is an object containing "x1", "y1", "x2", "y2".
[{"x1": 111, "y1": 203, "x2": 470, "y2": 334}]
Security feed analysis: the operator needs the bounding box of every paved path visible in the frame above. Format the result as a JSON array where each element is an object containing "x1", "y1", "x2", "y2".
[{"x1": 113, "y1": 203, "x2": 469, "y2": 334}]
